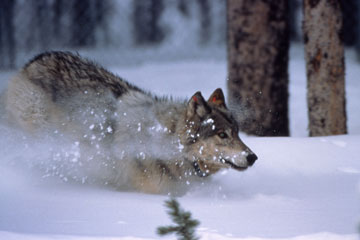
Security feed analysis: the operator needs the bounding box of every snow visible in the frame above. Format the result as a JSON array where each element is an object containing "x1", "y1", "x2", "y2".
[
  {"x1": 0, "y1": 44, "x2": 360, "y2": 240},
  {"x1": 0, "y1": 232, "x2": 357, "y2": 240}
]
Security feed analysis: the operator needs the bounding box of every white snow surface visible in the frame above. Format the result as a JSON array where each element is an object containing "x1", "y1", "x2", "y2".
[{"x1": 0, "y1": 45, "x2": 360, "y2": 240}]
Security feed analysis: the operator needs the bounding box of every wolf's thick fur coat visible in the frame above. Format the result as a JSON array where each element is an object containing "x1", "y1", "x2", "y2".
[{"x1": 5, "y1": 51, "x2": 257, "y2": 195}]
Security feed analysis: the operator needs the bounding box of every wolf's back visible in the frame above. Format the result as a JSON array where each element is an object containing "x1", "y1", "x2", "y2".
[
  {"x1": 5, "y1": 51, "x2": 143, "y2": 131},
  {"x1": 22, "y1": 51, "x2": 143, "y2": 99}
]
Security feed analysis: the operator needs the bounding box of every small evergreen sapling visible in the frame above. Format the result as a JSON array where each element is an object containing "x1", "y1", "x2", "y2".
[{"x1": 157, "y1": 198, "x2": 200, "y2": 240}]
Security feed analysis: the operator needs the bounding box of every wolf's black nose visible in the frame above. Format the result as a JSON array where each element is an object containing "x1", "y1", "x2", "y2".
[{"x1": 247, "y1": 153, "x2": 258, "y2": 166}]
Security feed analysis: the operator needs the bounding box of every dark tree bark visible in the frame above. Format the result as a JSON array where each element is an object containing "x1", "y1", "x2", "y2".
[
  {"x1": 340, "y1": 0, "x2": 358, "y2": 46},
  {"x1": 289, "y1": 0, "x2": 300, "y2": 41},
  {"x1": 94, "y1": 0, "x2": 110, "y2": 45},
  {"x1": 149, "y1": 0, "x2": 164, "y2": 43},
  {"x1": 0, "y1": 18, "x2": 2, "y2": 68},
  {"x1": 71, "y1": 0, "x2": 96, "y2": 47},
  {"x1": 133, "y1": 0, "x2": 164, "y2": 45},
  {"x1": 53, "y1": 0, "x2": 64, "y2": 43},
  {"x1": 197, "y1": 0, "x2": 211, "y2": 44},
  {"x1": 178, "y1": 0, "x2": 190, "y2": 17},
  {"x1": 356, "y1": 0, "x2": 360, "y2": 60},
  {"x1": 303, "y1": 0, "x2": 347, "y2": 136},
  {"x1": 36, "y1": 0, "x2": 51, "y2": 49},
  {"x1": 227, "y1": 0, "x2": 290, "y2": 136},
  {"x1": 133, "y1": 0, "x2": 149, "y2": 44},
  {"x1": 95, "y1": 0, "x2": 107, "y2": 26},
  {"x1": 0, "y1": 0, "x2": 16, "y2": 69}
]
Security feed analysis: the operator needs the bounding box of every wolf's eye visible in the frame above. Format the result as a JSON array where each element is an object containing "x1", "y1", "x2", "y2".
[{"x1": 218, "y1": 132, "x2": 228, "y2": 139}]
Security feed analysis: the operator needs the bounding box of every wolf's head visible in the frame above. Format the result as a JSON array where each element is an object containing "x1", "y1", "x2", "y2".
[{"x1": 181, "y1": 88, "x2": 257, "y2": 176}]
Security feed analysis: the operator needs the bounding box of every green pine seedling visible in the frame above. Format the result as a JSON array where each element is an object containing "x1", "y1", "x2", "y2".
[{"x1": 157, "y1": 198, "x2": 200, "y2": 240}]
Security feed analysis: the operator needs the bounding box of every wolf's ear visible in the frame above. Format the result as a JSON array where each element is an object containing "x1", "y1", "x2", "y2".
[
  {"x1": 187, "y1": 91, "x2": 210, "y2": 118},
  {"x1": 208, "y1": 88, "x2": 226, "y2": 108}
]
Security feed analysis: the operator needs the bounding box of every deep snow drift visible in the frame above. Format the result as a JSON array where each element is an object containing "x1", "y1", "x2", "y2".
[{"x1": 0, "y1": 45, "x2": 359, "y2": 240}]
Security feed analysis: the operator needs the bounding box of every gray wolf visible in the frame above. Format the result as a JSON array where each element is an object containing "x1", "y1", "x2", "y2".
[{"x1": 4, "y1": 51, "x2": 257, "y2": 195}]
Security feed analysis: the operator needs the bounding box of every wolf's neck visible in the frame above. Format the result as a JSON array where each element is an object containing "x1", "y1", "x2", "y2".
[{"x1": 153, "y1": 100, "x2": 187, "y2": 135}]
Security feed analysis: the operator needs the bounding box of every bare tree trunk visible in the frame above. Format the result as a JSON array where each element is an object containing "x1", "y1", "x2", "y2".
[
  {"x1": 178, "y1": 0, "x2": 190, "y2": 16},
  {"x1": 197, "y1": 0, "x2": 211, "y2": 44},
  {"x1": 133, "y1": 0, "x2": 164, "y2": 45},
  {"x1": 0, "y1": 0, "x2": 16, "y2": 69},
  {"x1": 340, "y1": 0, "x2": 358, "y2": 46},
  {"x1": 227, "y1": 0, "x2": 290, "y2": 136},
  {"x1": 71, "y1": 0, "x2": 96, "y2": 47},
  {"x1": 289, "y1": 0, "x2": 300, "y2": 41},
  {"x1": 36, "y1": 0, "x2": 51, "y2": 50},
  {"x1": 303, "y1": 0, "x2": 347, "y2": 136},
  {"x1": 357, "y1": 0, "x2": 360, "y2": 60},
  {"x1": 53, "y1": 0, "x2": 64, "y2": 45}
]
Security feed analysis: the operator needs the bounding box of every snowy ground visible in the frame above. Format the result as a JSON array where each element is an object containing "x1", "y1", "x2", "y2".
[{"x1": 0, "y1": 45, "x2": 360, "y2": 240}]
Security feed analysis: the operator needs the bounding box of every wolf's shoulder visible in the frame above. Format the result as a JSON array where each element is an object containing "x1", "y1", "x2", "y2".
[
  {"x1": 24, "y1": 51, "x2": 83, "y2": 67},
  {"x1": 23, "y1": 51, "x2": 145, "y2": 99}
]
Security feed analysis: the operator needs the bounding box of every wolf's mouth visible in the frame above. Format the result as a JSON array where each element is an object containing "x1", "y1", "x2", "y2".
[
  {"x1": 222, "y1": 159, "x2": 248, "y2": 171},
  {"x1": 193, "y1": 161, "x2": 209, "y2": 178}
]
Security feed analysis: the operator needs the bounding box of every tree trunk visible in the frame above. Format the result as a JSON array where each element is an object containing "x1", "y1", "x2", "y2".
[
  {"x1": 227, "y1": 0, "x2": 290, "y2": 136},
  {"x1": 36, "y1": 0, "x2": 51, "y2": 50},
  {"x1": 0, "y1": 0, "x2": 16, "y2": 69},
  {"x1": 356, "y1": 0, "x2": 360, "y2": 60},
  {"x1": 197, "y1": 0, "x2": 211, "y2": 44},
  {"x1": 178, "y1": 0, "x2": 190, "y2": 17},
  {"x1": 303, "y1": 0, "x2": 347, "y2": 136},
  {"x1": 289, "y1": 0, "x2": 300, "y2": 41},
  {"x1": 340, "y1": 0, "x2": 358, "y2": 46},
  {"x1": 53, "y1": 0, "x2": 64, "y2": 45},
  {"x1": 0, "y1": 3, "x2": 4, "y2": 69},
  {"x1": 71, "y1": 0, "x2": 96, "y2": 47},
  {"x1": 149, "y1": 0, "x2": 164, "y2": 43},
  {"x1": 133, "y1": 0, "x2": 164, "y2": 45}
]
